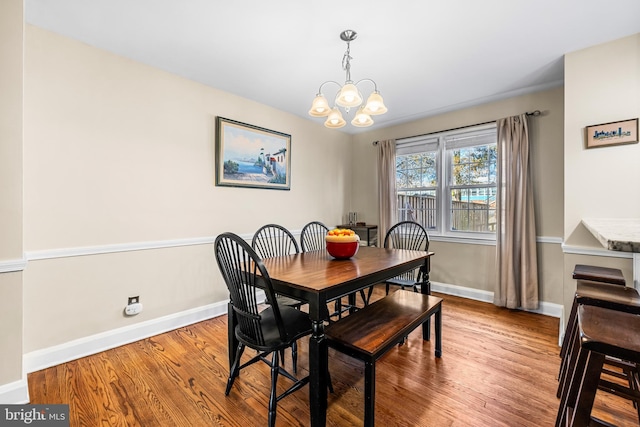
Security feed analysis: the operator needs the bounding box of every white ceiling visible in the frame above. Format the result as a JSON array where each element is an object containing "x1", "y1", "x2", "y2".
[{"x1": 24, "y1": 0, "x2": 640, "y2": 134}]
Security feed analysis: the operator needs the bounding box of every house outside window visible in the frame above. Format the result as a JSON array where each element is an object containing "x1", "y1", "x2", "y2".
[{"x1": 395, "y1": 123, "x2": 497, "y2": 239}]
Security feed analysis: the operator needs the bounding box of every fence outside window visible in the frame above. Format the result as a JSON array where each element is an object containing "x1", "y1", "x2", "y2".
[{"x1": 398, "y1": 193, "x2": 495, "y2": 232}]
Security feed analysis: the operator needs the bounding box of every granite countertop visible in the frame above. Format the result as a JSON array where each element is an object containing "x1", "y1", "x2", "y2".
[{"x1": 582, "y1": 218, "x2": 640, "y2": 252}]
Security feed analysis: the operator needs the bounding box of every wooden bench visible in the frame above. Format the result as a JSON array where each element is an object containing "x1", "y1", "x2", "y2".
[{"x1": 324, "y1": 290, "x2": 443, "y2": 426}]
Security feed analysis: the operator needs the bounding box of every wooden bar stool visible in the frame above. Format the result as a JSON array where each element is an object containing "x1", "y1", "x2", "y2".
[
  {"x1": 572, "y1": 264, "x2": 626, "y2": 286},
  {"x1": 560, "y1": 265, "x2": 626, "y2": 364},
  {"x1": 556, "y1": 305, "x2": 640, "y2": 426},
  {"x1": 560, "y1": 264, "x2": 624, "y2": 363},
  {"x1": 558, "y1": 280, "x2": 640, "y2": 400}
]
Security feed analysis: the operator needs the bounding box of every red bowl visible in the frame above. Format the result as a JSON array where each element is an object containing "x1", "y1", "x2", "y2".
[{"x1": 326, "y1": 241, "x2": 359, "y2": 259}]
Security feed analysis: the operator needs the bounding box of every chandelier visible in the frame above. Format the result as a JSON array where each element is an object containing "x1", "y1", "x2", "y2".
[{"x1": 308, "y1": 30, "x2": 387, "y2": 129}]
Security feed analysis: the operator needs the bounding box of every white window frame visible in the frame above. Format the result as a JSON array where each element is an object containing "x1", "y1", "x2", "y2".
[{"x1": 396, "y1": 123, "x2": 497, "y2": 242}]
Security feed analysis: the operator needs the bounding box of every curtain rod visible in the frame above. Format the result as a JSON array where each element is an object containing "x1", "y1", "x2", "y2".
[{"x1": 372, "y1": 110, "x2": 541, "y2": 145}]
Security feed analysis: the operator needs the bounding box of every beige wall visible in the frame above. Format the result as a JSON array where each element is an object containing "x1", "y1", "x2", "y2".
[
  {"x1": 350, "y1": 87, "x2": 565, "y2": 305},
  {"x1": 0, "y1": 1, "x2": 24, "y2": 257},
  {"x1": 562, "y1": 33, "x2": 640, "y2": 313},
  {"x1": 0, "y1": 0, "x2": 25, "y2": 390},
  {"x1": 22, "y1": 25, "x2": 351, "y2": 353},
  {"x1": 564, "y1": 33, "x2": 640, "y2": 246}
]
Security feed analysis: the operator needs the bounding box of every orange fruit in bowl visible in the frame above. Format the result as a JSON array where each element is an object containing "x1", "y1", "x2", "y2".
[{"x1": 325, "y1": 228, "x2": 359, "y2": 243}]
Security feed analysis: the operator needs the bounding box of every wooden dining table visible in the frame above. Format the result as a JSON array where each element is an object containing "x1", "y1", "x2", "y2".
[{"x1": 254, "y1": 245, "x2": 434, "y2": 427}]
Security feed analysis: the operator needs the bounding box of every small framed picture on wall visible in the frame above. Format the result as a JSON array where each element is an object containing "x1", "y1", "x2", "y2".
[{"x1": 585, "y1": 118, "x2": 638, "y2": 149}]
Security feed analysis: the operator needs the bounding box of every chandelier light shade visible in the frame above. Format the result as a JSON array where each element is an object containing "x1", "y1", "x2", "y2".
[
  {"x1": 308, "y1": 94, "x2": 331, "y2": 117},
  {"x1": 309, "y1": 29, "x2": 387, "y2": 129},
  {"x1": 362, "y1": 91, "x2": 388, "y2": 115},
  {"x1": 351, "y1": 106, "x2": 375, "y2": 127},
  {"x1": 325, "y1": 107, "x2": 347, "y2": 129},
  {"x1": 336, "y1": 83, "x2": 363, "y2": 108}
]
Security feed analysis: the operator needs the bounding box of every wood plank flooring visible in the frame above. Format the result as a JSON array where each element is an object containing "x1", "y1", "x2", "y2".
[{"x1": 28, "y1": 287, "x2": 640, "y2": 426}]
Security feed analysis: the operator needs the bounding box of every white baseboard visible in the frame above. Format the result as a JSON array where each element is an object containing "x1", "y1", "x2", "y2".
[
  {"x1": 0, "y1": 379, "x2": 29, "y2": 404},
  {"x1": 431, "y1": 281, "x2": 564, "y2": 346},
  {"x1": 24, "y1": 300, "x2": 230, "y2": 374},
  {"x1": 22, "y1": 283, "x2": 563, "y2": 376},
  {"x1": 431, "y1": 281, "x2": 494, "y2": 303},
  {"x1": 431, "y1": 281, "x2": 563, "y2": 318}
]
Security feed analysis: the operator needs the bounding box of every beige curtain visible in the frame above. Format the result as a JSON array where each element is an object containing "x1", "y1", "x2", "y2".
[
  {"x1": 377, "y1": 139, "x2": 398, "y2": 246},
  {"x1": 494, "y1": 115, "x2": 539, "y2": 309}
]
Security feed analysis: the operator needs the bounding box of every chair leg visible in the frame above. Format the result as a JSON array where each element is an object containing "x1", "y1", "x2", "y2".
[
  {"x1": 632, "y1": 365, "x2": 640, "y2": 421},
  {"x1": 225, "y1": 343, "x2": 245, "y2": 395},
  {"x1": 560, "y1": 298, "x2": 578, "y2": 360},
  {"x1": 359, "y1": 288, "x2": 369, "y2": 306},
  {"x1": 360, "y1": 286, "x2": 374, "y2": 306},
  {"x1": 292, "y1": 341, "x2": 298, "y2": 374},
  {"x1": 556, "y1": 332, "x2": 586, "y2": 427},
  {"x1": 557, "y1": 299, "x2": 578, "y2": 398},
  {"x1": 570, "y1": 351, "x2": 606, "y2": 426},
  {"x1": 268, "y1": 351, "x2": 280, "y2": 427},
  {"x1": 335, "y1": 299, "x2": 342, "y2": 320}
]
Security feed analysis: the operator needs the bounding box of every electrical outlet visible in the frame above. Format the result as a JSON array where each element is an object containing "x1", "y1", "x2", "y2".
[
  {"x1": 124, "y1": 302, "x2": 143, "y2": 316},
  {"x1": 124, "y1": 296, "x2": 143, "y2": 316}
]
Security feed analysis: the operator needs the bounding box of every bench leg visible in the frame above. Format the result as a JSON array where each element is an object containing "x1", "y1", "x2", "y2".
[
  {"x1": 364, "y1": 361, "x2": 375, "y2": 427},
  {"x1": 435, "y1": 306, "x2": 442, "y2": 358},
  {"x1": 421, "y1": 274, "x2": 432, "y2": 341}
]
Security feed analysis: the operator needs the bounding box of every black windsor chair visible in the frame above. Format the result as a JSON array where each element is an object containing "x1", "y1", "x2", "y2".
[
  {"x1": 252, "y1": 224, "x2": 306, "y2": 310},
  {"x1": 383, "y1": 220, "x2": 431, "y2": 295},
  {"x1": 382, "y1": 221, "x2": 434, "y2": 341},
  {"x1": 300, "y1": 221, "x2": 370, "y2": 318},
  {"x1": 214, "y1": 232, "x2": 311, "y2": 427},
  {"x1": 252, "y1": 224, "x2": 306, "y2": 371},
  {"x1": 300, "y1": 221, "x2": 330, "y2": 252}
]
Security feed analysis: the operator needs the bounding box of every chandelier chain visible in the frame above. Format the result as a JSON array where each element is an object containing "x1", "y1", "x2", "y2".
[{"x1": 342, "y1": 41, "x2": 352, "y2": 82}]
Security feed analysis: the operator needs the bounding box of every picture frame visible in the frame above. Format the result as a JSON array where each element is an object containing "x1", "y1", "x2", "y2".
[
  {"x1": 585, "y1": 118, "x2": 638, "y2": 149},
  {"x1": 215, "y1": 117, "x2": 291, "y2": 190}
]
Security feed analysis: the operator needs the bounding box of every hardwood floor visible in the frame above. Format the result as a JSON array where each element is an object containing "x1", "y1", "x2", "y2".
[{"x1": 28, "y1": 287, "x2": 640, "y2": 426}]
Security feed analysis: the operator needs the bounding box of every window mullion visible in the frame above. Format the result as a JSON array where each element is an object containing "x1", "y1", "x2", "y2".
[{"x1": 438, "y1": 136, "x2": 447, "y2": 235}]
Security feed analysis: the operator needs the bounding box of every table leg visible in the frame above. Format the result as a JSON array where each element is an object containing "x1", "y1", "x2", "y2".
[{"x1": 309, "y1": 319, "x2": 328, "y2": 427}]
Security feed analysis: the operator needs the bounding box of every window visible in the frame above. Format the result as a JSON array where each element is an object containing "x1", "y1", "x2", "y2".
[{"x1": 395, "y1": 124, "x2": 497, "y2": 238}]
